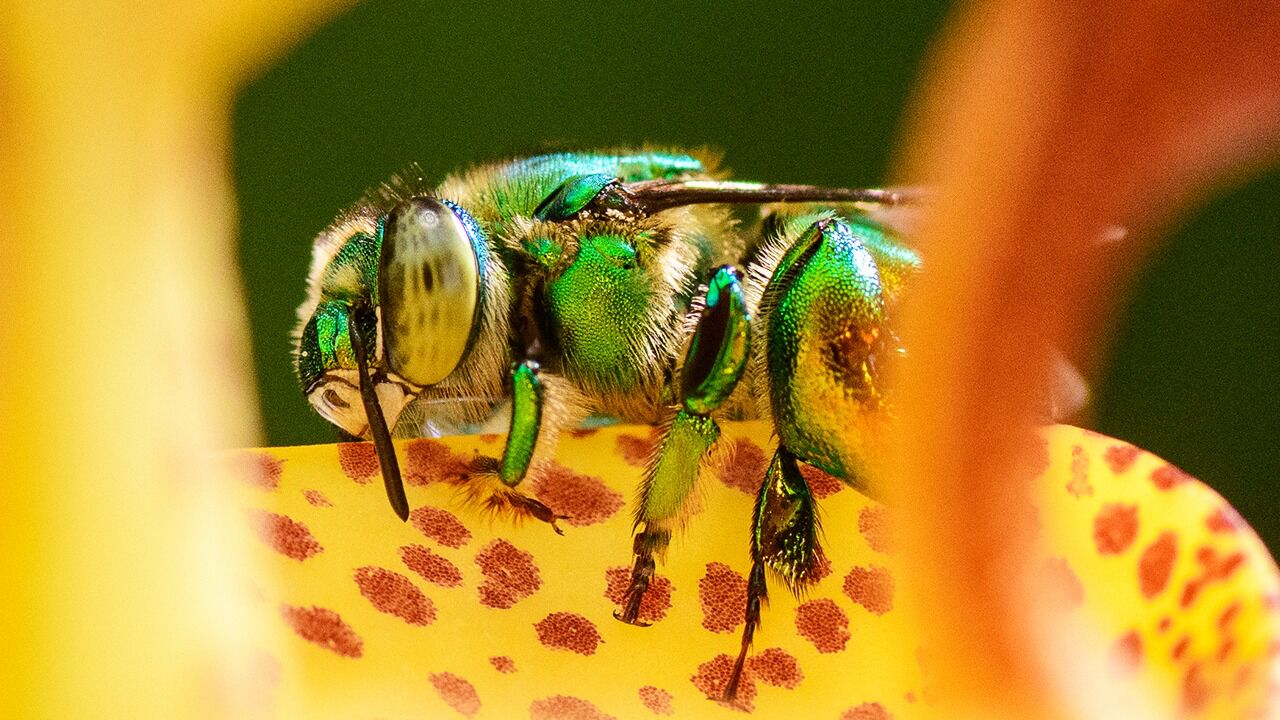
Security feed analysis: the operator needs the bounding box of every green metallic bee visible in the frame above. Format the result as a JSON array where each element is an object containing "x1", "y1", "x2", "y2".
[{"x1": 293, "y1": 149, "x2": 922, "y2": 700}]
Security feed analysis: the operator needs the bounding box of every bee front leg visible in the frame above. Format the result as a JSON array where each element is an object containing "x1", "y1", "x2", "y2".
[
  {"x1": 618, "y1": 265, "x2": 751, "y2": 625},
  {"x1": 470, "y1": 360, "x2": 586, "y2": 533}
]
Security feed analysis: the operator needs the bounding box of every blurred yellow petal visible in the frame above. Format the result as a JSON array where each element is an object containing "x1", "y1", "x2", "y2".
[{"x1": 0, "y1": 1, "x2": 347, "y2": 717}]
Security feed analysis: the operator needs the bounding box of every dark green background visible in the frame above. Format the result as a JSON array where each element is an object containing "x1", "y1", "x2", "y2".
[{"x1": 233, "y1": 0, "x2": 1279, "y2": 550}]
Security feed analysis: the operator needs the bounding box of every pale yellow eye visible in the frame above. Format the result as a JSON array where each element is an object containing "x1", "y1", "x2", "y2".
[{"x1": 379, "y1": 197, "x2": 481, "y2": 387}]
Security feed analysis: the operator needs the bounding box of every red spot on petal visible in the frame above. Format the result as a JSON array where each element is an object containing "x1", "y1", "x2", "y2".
[
  {"x1": 1206, "y1": 506, "x2": 1243, "y2": 534},
  {"x1": 489, "y1": 655, "x2": 516, "y2": 673},
  {"x1": 691, "y1": 654, "x2": 756, "y2": 712},
  {"x1": 411, "y1": 506, "x2": 472, "y2": 548},
  {"x1": 795, "y1": 599, "x2": 850, "y2": 653},
  {"x1": 404, "y1": 439, "x2": 473, "y2": 486},
  {"x1": 429, "y1": 672, "x2": 480, "y2": 717},
  {"x1": 1180, "y1": 547, "x2": 1245, "y2": 608},
  {"x1": 1158, "y1": 616, "x2": 1173, "y2": 633},
  {"x1": 337, "y1": 442, "x2": 378, "y2": 484},
  {"x1": 1139, "y1": 532, "x2": 1178, "y2": 599},
  {"x1": 353, "y1": 566, "x2": 435, "y2": 626},
  {"x1": 400, "y1": 544, "x2": 464, "y2": 587},
  {"x1": 1104, "y1": 444, "x2": 1140, "y2": 474},
  {"x1": 698, "y1": 562, "x2": 747, "y2": 632},
  {"x1": 1183, "y1": 664, "x2": 1208, "y2": 714},
  {"x1": 604, "y1": 566, "x2": 673, "y2": 623},
  {"x1": 715, "y1": 438, "x2": 767, "y2": 495},
  {"x1": 249, "y1": 510, "x2": 322, "y2": 561},
  {"x1": 1232, "y1": 665, "x2": 1254, "y2": 693},
  {"x1": 798, "y1": 463, "x2": 843, "y2": 498},
  {"x1": 841, "y1": 702, "x2": 892, "y2": 720},
  {"x1": 475, "y1": 539, "x2": 541, "y2": 609},
  {"x1": 1111, "y1": 631, "x2": 1143, "y2": 673},
  {"x1": 529, "y1": 695, "x2": 617, "y2": 720},
  {"x1": 1219, "y1": 601, "x2": 1242, "y2": 629},
  {"x1": 858, "y1": 505, "x2": 895, "y2": 554},
  {"x1": 1042, "y1": 557, "x2": 1084, "y2": 610},
  {"x1": 1066, "y1": 444, "x2": 1093, "y2": 498},
  {"x1": 233, "y1": 451, "x2": 284, "y2": 490},
  {"x1": 1172, "y1": 635, "x2": 1191, "y2": 661},
  {"x1": 478, "y1": 433, "x2": 500, "y2": 444},
  {"x1": 279, "y1": 605, "x2": 363, "y2": 658},
  {"x1": 638, "y1": 686, "x2": 673, "y2": 715},
  {"x1": 747, "y1": 647, "x2": 803, "y2": 689},
  {"x1": 534, "y1": 612, "x2": 602, "y2": 655},
  {"x1": 1093, "y1": 503, "x2": 1139, "y2": 555},
  {"x1": 844, "y1": 565, "x2": 895, "y2": 615},
  {"x1": 1217, "y1": 638, "x2": 1236, "y2": 662},
  {"x1": 616, "y1": 429, "x2": 660, "y2": 468},
  {"x1": 1152, "y1": 464, "x2": 1192, "y2": 491},
  {"x1": 302, "y1": 489, "x2": 332, "y2": 507},
  {"x1": 533, "y1": 463, "x2": 624, "y2": 527}
]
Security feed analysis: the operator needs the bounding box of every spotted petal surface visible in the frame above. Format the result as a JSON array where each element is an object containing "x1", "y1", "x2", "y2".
[{"x1": 227, "y1": 424, "x2": 1280, "y2": 718}]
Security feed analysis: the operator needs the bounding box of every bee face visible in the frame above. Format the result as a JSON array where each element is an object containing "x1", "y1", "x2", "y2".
[
  {"x1": 297, "y1": 300, "x2": 416, "y2": 437},
  {"x1": 295, "y1": 193, "x2": 501, "y2": 440},
  {"x1": 306, "y1": 369, "x2": 416, "y2": 439}
]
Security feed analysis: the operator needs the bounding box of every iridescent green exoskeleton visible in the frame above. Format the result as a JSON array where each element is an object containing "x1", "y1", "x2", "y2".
[{"x1": 293, "y1": 149, "x2": 921, "y2": 700}]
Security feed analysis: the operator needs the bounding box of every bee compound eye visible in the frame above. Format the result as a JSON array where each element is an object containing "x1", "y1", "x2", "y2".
[{"x1": 378, "y1": 197, "x2": 484, "y2": 387}]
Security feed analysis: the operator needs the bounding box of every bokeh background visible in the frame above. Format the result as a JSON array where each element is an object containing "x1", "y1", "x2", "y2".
[{"x1": 233, "y1": 0, "x2": 1279, "y2": 550}]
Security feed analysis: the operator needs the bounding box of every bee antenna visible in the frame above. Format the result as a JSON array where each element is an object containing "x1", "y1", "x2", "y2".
[
  {"x1": 622, "y1": 179, "x2": 928, "y2": 214},
  {"x1": 349, "y1": 312, "x2": 411, "y2": 522}
]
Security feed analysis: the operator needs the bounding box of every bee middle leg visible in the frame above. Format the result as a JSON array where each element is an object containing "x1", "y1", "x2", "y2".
[{"x1": 618, "y1": 265, "x2": 751, "y2": 625}]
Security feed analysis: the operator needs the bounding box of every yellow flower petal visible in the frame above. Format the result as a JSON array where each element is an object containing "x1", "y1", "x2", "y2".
[{"x1": 229, "y1": 423, "x2": 1280, "y2": 718}]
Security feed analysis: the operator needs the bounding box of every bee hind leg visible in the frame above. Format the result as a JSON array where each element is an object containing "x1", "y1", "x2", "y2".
[{"x1": 723, "y1": 446, "x2": 824, "y2": 703}]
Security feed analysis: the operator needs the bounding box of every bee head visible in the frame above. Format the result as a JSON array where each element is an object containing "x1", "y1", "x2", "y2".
[{"x1": 295, "y1": 194, "x2": 493, "y2": 438}]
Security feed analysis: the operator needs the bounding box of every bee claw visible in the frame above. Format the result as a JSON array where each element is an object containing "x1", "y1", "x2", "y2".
[
  {"x1": 612, "y1": 609, "x2": 651, "y2": 627},
  {"x1": 505, "y1": 492, "x2": 570, "y2": 534}
]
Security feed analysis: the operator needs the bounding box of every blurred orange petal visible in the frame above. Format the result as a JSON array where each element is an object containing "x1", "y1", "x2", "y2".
[{"x1": 892, "y1": 1, "x2": 1280, "y2": 716}]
